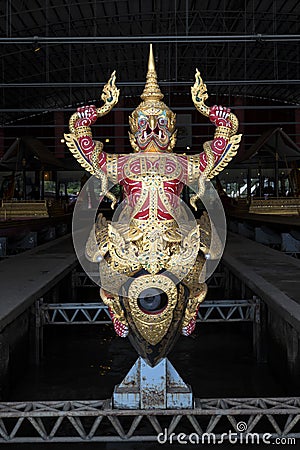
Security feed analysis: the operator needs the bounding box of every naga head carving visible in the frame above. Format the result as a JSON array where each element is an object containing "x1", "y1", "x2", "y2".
[{"x1": 129, "y1": 44, "x2": 177, "y2": 153}]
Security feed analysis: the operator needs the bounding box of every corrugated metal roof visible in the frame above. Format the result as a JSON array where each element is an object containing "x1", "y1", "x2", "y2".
[{"x1": 0, "y1": 0, "x2": 299, "y2": 125}]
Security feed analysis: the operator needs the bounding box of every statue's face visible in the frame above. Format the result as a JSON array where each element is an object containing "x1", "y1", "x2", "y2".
[
  {"x1": 129, "y1": 102, "x2": 176, "y2": 153},
  {"x1": 136, "y1": 111, "x2": 171, "y2": 152}
]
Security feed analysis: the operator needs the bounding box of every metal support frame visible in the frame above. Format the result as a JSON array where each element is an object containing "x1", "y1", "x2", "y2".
[
  {"x1": 0, "y1": 397, "x2": 299, "y2": 443},
  {"x1": 41, "y1": 301, "x2": 111, "y2": 325},
  {"x1": 34, "y1": 297, "x2": 262, "y2": 365},
  {"x1": 223, "y1": 267, "x2": 268, "y2": 363},
  {"x1": 34, "y1": 298, "x2": 44, "y2": 365},
  {"x1": 253, "y1": 297, "x2": 268, "y2": 363},
  {"x1": 39, "y1": 298, "x2": 257, "y2": 326}
]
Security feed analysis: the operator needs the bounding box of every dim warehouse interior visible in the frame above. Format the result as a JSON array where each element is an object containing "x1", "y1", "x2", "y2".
[{"x1": 0, "y1": 1, "x2": 300, "y2": 448}]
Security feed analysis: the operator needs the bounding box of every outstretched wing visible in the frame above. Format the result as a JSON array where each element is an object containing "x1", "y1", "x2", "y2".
[
  {"x1": 207, "y1": 133, "x2": 242, "y2": 180},
  {"x1": 64, "y1": 133, "x2": 96, "y2": 176}
]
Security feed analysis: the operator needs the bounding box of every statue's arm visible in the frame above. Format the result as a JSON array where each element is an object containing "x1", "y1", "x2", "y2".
[
  {"x1": 186, "y1": 106, "x2": 237, "y2": 184},
  {"x1": 64, "y1": 71, "x2": 120, "y2": 177},
  {"x1": 189, "y1": 70, "x2": 242, "y2": 181},
  {"x1": 198, "y1": 105, "x2": 233, "y2": 174},
  {"x1": 64, "y1": 72, "x2": 120, "y2": 208},
  {"x1": 187, "y1": 70, "x2": 242, "y2": 210},
  {"x1": 71, "y1": 104, "x2": 107, "y2": 171}
]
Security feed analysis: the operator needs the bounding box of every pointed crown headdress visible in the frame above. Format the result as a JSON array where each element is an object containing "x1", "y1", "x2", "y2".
[{"x1": 140, "y1": 43, "x2": 164, "y2": 102}]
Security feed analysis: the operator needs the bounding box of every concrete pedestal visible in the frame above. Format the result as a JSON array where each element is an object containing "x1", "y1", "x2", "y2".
[{"x1": 113, "y1": 357, "x2": 193, "y2": 409}]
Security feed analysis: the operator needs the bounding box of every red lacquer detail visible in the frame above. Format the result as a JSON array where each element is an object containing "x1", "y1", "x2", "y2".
[
  {"x1": 75, "y1": 105, "x2": 98, "y2": 128},
  {"x1": 209, "y1": 105, "x2": 232, "y2": 128},
  {"x1": 77, "y1": 136, "x2": 95, "y2": 156},
  {"x1": 108, "y1": 307, "x2": 129, "y2": 338}
]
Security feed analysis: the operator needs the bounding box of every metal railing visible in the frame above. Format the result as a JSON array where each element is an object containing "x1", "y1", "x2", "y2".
[
  {"x1": 33, "y1": 297, "x2": 262, "y2": 365},
  {"x1": 0, "y1": 397, "x2": 299, "y2": 443},
  {"x1": 38, "y1": 298, "x2": 258, "y2": 326}
]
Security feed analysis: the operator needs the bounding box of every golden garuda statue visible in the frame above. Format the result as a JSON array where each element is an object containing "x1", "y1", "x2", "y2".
[{"x1": 65, "y1": 45, "x2": 242, "y2": 366}]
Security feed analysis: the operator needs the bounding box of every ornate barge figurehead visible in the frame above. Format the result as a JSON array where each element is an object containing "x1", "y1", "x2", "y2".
[{"x1": 65, "y1": 45, "x2": 242, "y2": 367}]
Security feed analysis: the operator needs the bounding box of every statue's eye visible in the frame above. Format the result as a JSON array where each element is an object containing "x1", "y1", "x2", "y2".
[
  {"x1": 158, "y1": 117, "x2": 167, "y2": 126},
  {"x1": 138, "y1": 117, "x2": 147, "y2": 127}
]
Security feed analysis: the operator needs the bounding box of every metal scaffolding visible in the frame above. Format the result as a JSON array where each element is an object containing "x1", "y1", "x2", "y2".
[
  {"x1": 0, "y1": 397, "x2": 299, "y2": 443},
  {"x1": 38, "y1": 298, "x2": 258, "y2": 325},
  {"x1": 33, "y1": 296, "x2": 262, "y2": 365}
]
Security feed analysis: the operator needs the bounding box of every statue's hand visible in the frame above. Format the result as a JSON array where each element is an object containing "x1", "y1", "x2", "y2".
[
  {"x1": 75, "y1": 105, "x2": 98, "y2": 127},
  {"x1": 209, "y1": 105, "x2": 232, "y2": 128}
]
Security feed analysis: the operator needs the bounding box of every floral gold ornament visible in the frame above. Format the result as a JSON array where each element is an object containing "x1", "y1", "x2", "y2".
[{"x1": 66, "y1": 44, "x2": 242, "y2": 367}]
